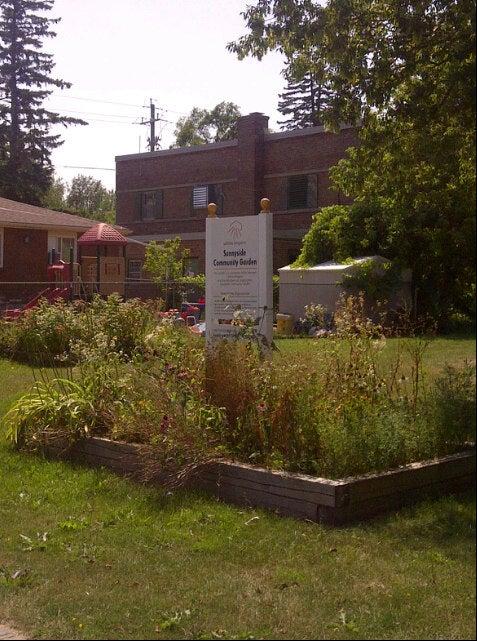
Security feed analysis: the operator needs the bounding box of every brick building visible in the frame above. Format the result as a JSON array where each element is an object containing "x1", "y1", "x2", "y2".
[
  {"x1": 0, "y1": 197, "x2": 138, "y2": 303},
  {"x1": 0, "y1": 197, "x2": 97, "y2": 298},
  {"x1": 115, "y1": 112, "x2": 358, "y2": 275}
]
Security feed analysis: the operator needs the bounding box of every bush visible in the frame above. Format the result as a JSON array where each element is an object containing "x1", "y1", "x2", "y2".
[{"x1": 1, "y1": 294, "x2": 157, "y2": 365}]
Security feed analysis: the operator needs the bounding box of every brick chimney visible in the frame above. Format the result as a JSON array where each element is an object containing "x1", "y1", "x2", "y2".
[{"x1": 236, "y1": 112, "x2": 269, "y2": 215}]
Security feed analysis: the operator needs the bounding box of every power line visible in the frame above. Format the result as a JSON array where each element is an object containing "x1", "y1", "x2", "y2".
[
  {"x1": 48, "y1": 94, "x2": 146, "y2": 108},
  {"x1": 62, "y1": 165, "x2": 115, "y2": 171},
  {"x1": 3, "y1": 91, "x2": 188, "y2": 119},
  {"x1": 80, "y1": 117, "x2": 142, "y2": 125},
  {"x1": 53, "y1": 108, "x2": 139, "y2": 119}
]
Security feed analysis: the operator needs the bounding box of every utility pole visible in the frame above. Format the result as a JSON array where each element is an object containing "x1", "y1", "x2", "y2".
[{"x1": 139, "y1": 99, "x2": 165, "y2": 152}]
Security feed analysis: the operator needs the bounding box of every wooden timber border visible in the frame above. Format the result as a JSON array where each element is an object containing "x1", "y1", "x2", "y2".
[{"x1": 45, "y1": 438, "x2": 475, "y2": 525}]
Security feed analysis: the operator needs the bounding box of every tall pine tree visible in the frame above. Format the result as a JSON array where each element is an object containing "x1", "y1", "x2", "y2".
[
  {"x1": 0, "y1": 0, "x2": 85, "y2": 205},
  {"x1": 278, "y1": 65, "x2": 333, "y2": 130}
]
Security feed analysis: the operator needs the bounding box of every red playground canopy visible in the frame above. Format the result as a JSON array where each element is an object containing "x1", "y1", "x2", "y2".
[{"x1": 77, "y1": 223, "x2": 128, "y2": 246}]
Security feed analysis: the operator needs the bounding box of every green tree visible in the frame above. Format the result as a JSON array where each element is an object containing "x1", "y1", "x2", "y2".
[
  {"x1": 278, "y1": 65, "x2": 333, "y2": 130},
  {"x1": 0, "y1": 0, "x2": 86, "y2": 205},
  {"x1": 230, "y1": 0, "x2": 476, "y2": 322},
  {"x1": 172, "y1": 101, "x2": 241, "y2": 148},
  {"x1": 66, "y1": 174, "x2": 115, "y2": 223},
  {"x1": 143, "y1": 237, "x2": 189, "y2": 308},
  {"x1": 42, "y1": 173, "x2": 66, "y2": 210}
]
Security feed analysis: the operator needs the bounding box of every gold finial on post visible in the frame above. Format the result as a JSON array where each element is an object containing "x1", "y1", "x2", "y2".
[
  {"x1": 260, "y1": 197, "x2": 271, "y2": 213},
  {"x1": 207, "y1": 202, "x2": 218, "y2": 218}
]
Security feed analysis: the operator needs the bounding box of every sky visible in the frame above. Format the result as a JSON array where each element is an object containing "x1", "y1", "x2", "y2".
[{"x1": 43, "y1": 0, "x2": 286, "y2": 190}]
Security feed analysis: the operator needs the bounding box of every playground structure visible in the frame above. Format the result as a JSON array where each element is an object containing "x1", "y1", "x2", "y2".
[
  {"x1": 2, "y1": 223, "x2": 128, "y2": 319},
  {"x1": 1, "y1": 222, "x2": 206, "y2": 321},
  {"x1": 77, "y1": 223, "x2": 128, "y2": 297}
]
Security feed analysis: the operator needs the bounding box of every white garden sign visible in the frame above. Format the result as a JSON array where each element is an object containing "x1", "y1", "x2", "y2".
[{"x1": 205, "y1": 199, "x2": 273, "y2": 347}]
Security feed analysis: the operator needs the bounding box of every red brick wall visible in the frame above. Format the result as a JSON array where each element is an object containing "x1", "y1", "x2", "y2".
[
  {"x1": 0, "y1": 227, "x2": 49, "y2": 283},
  {"x1": 115, "y1": 115, "x2": 359, "y2": 271},
  {"x1": 0, "y1": 228, "x2": 48, "y2": 299},
  {"x1": 263, "y1": 127, "x2": 357, "y2": 175},
  {"x1": 116, "y1": 117, "x2": 358, "y2": 232}
]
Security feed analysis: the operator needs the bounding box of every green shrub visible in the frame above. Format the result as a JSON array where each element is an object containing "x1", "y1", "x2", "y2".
[
  {"x1": 1, "y1": 294, "x2": 157, "y2": 365},
  {"x1": 6, "y1": 300, "x2": 81, "y2": 364},
  {"x1": 3, "y1": 355, "x2": 131, "y2": 446},
  {"x1": 341, "y1": 259, "x2": 402, "y2": 303}
]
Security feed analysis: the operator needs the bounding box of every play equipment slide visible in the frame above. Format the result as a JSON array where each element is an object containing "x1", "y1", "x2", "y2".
[{"x1": 3, "y1": 286, "x2": 69, "y2": 320}]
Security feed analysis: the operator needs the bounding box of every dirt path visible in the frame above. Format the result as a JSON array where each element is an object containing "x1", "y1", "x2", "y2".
[{"x1": 0, "y1": 625, "x2": 26, "y2": 640}]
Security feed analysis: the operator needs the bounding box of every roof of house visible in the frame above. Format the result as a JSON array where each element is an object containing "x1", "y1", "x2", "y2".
[
  {"x1": 78, "y1": 223, "x2": 128, "y2": 246},
  {"x1": 0, "y1": 196, "x2": 102, "y2": 231}
]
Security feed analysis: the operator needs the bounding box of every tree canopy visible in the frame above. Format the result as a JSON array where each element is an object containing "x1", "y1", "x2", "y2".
[
  {"x1": 43, "y1": 174, "x2": 115, "y2": 224},
  {"x1": 0, "y1": 0, "x2": 86, "y2": 205},
  {"x1": 66, "y1": 175, "x2": 115, "y2": 223},
  {"x1": 230, "y1": 0, "x2": 476, "y2": 321},
  {"x1": 278, "y1": 65, "x2": 334, "y2": 129},
  {"x1": 172, "y1": 101, "x2": 241, "y2": 148}
]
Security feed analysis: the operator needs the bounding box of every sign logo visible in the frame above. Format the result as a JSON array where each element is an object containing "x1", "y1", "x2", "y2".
[{"x1": 228, "y1": 220, "x2": 243, "y2": 240}]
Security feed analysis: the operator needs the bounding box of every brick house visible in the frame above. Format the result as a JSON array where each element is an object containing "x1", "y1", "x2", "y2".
[
  {"x1": 115, "y1": 112, "x2": 358, "y2": 275},
  {"x1": 0, "y1": 197, "x2": 140, "y2": 302}
]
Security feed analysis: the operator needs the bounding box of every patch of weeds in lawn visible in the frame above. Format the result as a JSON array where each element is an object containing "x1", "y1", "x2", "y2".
[
  {"x1": 195, "y1": 631, "x2": 257, "y2": 640},
  {"x1": 58, "y1": 516, "x2": 90, "y2": 531},
  {"x1": 274, "y1": 568, "x2": 306, "y2": 590},
  {"x1": 0, "y1": 565, "x2": 33, "y2": 591},
  {"x1": 19, "y1": 531, "x2": 49, "y2": 552},
  {"x1": 156, "y1": 608, "x2": 193, "y2": 632},
  {"x1": 59, "y1": 541, "x2": 101, "y2": 565},
  {"x1": 339, "y1": 610, "x2": 360, "y2": 635}
]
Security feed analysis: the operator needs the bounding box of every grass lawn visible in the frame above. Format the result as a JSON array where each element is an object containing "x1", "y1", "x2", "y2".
[
  {"x1": 0, "y1": 336, "x2": 475, "y2": 640},
  {"x1": 276, "y1": 335, "x2": 476, "y2": 380},
  {"x1": 0, "y1": 446, "x2": 475, "y2": 640},
  {"x1": 0, "y1": 358, "x2": 37, "y2": 418}
]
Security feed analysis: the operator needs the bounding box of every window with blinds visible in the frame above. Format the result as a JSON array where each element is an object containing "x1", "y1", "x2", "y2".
[
  {"x1": 192, "y1": 185, "x2": 209, "y2": 209},
  {"x1": 192, "y1": 184, "x2": 220, "y2": 213}
]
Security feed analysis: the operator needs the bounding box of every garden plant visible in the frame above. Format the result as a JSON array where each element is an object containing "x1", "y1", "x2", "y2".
[{"x1": 1, "y1": 295, "x2": 475, "y2": 484}]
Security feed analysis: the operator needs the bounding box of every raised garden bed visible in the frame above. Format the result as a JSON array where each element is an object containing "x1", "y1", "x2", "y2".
[{"x1": 44, "y1": 437, "x2": 475, "y2": 525}]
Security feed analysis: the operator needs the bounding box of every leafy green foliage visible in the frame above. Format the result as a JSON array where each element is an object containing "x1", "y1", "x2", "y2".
[
  {"x1": 66, "y1": 175, "x2": 115, "y2": 223},
  {"x1": 42, "y1": 174, "x2": 115, "y2": 222},
  {"x1": 0, "y1": 0, "x2": 86, "y2": 204},
  {"x1": 4, "y1": 296, "x2": 473, "y2": 481},
  {"x1": 0, "y1": 294, "x2": 157, "y2": 364},
  {"x1": 42, "y1": 175, "x2": 67, "y2": 211},
  {"x1": 230, "y1": 0, "x2": 476, "y2": 323},
  {"x1": 144, "y1": 237, "x2": 191, "y2": 307},
  {"x1": 172, "y1": 101, "x2": 241, "y2": 148},
  {"x1": 341, "y1": 259, "x2": 402, "y2": 303}
]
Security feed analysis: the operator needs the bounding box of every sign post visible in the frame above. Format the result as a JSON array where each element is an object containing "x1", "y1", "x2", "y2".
[{"x1": 205, "y1": 198, "x2": 273, "y2": 349}]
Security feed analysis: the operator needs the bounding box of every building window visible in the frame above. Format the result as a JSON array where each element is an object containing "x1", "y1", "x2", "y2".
[
  {"x1": 183, "y1": 257, "x2": 199, "y2": 276},
  {"x1": 57, "y1": 237, "x2": 75, "y2": 262},
  {"x1": 0, "y1": 227, "x2": 4, "y2": 269},
  {"x1": 192, "y1": 184, "x2": 219, "y2": 212},
  {"x1": 140, "y1": 190, "x2": 163, "y2": 220},
  {"x1": 287, "y1": 175, "x2": 308, "y2": 210},
  {"x1": 128, "y1": 260, "x2": 143, "y2": 280},
  {"x1": 192, "y1": 185, "x2": 209, "y2": 209},
  {"x1": 287, "y1": 174, "x2": 317, "y2": 210}
]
